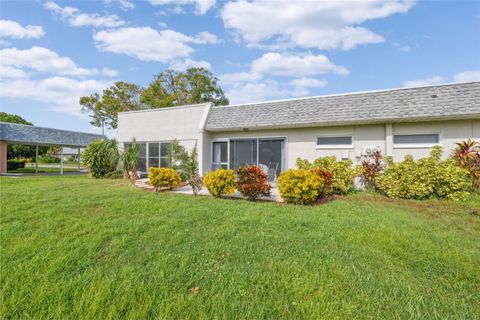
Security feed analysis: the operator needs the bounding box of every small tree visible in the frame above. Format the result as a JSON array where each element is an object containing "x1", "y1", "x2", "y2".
[
  {"x1": 121, "y1": 139, "x2": 139, "y2": 184},
  {"x1": 166, "y1": 141, "x2": 203, "y2": 195},
  {"x1": 82, "y1": 139, "x2": 119, "y2": 178}
]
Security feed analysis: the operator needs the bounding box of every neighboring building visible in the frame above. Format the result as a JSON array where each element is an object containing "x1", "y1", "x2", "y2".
[
  {"x1": 61, "y1": 147, "x2": 85, "y2": 161},
  {"x1": 0, "y1": 122, "x2": 104, "y2": 174},
  {"x1": 118, "y1": 82, "x2": 480, "y2": 178}
]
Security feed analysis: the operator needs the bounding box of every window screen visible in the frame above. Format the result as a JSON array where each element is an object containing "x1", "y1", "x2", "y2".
[
  {"x1": 316, "y1": 136, "x2": 352, "y2": 146},
  {"x1": 394, "y1": 134, "x2": 439, "y2": 145}
]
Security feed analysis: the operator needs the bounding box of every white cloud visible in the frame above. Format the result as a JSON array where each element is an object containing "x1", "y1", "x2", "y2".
[
  {"x1": 0, "y1": 47, "x2": 119, "y2": 79},
  {"x1": 44, "y1": 1, "x2": 125, "y2": 28},
  {"x1": 219, "y1": 71, "x2": 263, "y2": 86},
  {"x1": 104, "y1": 0, "x2": 135, "y2": 10},
  {"x1": 251, "y1": 52, "x2": 348, "y2": 77},
  {"x1": 221, "y1": 0, "x2": 415, "y2": 50},
  {"x1": 0, "y1": 76, "x2": 111, "y2": 116},
  {"x1": 403, "y1": 76, "x2": 446, "y2": 87},
  {"x1": 289, "y1": 77, "x2": 327, "y2": 97},
  {"x1": 194, "y1": 31, "x2": 219, "y2": 44},
  {"x1": 101, "y1": 68, "x2": 119, "y2": 77},
  {"x1": 0, "y1": 20, "x2": 45, "y2": 39},
  {"x1": 454, "y1": 70, "x2": 480, "y2": 82},
  {"x1": 289, "y1": 77, "x2": 327, "y2": 88},
  {"x1": 170, "y1": 58, "x2": 211, "y2": 70},
  {"x1": 226, "y1": 79, "x2": 287, "y2": 105},
  {"x1": 0, "y1": 65, "x2": 28, "y2": 79},
  {"x1": 93, "y1": 27, "x2": 214, "y2": 62},
  {"x1": 149, "y1": 0, "x2": 215, "y2": 15}
]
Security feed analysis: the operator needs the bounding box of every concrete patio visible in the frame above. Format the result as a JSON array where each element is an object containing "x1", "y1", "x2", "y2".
[{"x1": 135, "y1": 178, "x2": 282, "y2": 202}]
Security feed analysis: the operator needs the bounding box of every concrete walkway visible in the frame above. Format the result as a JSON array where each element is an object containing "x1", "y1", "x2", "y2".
[{"x1": 135, "y1": 178, "x2": 282, "y2": 202}]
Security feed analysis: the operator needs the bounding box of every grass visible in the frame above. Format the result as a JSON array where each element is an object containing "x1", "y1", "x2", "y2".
[{"x1": 1, "y1": 176, "x2": 479, "y2": 319}]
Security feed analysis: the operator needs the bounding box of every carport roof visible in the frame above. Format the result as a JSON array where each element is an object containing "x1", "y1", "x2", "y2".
[{"x1": 0, "y1": 122, "x2": 105, "y2": 147}]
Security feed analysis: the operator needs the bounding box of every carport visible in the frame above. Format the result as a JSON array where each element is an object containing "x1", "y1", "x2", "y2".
[{"x1": 0, "y1": 122, "x2": 105, "y2": 175}]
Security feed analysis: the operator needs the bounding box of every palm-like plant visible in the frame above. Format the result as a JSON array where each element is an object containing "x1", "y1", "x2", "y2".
[
  {"x1": 452, "y1": 139, "x2": 480, "y2": 190},
  {"x1": 121, "y1": 139, "x2": 139, "y2": 184}
]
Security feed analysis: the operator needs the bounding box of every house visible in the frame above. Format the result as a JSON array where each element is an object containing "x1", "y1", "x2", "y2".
[{"x1": 118, "y1": 82, "x2": 480, "y2": 178}]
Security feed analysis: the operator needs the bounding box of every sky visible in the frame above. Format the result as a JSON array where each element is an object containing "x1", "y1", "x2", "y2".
[{"x1": 0, "y1": 0, "x2": 479, "y2": 137}]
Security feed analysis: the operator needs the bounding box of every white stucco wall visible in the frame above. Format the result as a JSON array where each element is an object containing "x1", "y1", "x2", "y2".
[
  {"x1": 391, "y1": 120, "x2": 479, "y2": 160},
  {"x1": 117, "y1": 103, "x2": 211, "y2": 174}
]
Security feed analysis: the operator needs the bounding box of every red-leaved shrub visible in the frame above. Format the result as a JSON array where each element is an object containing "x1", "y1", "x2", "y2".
[
  {"x1": 311, "y1": 168, "x2": 334, "y2": 196},
  {"x1": 236, "y1": 165, "x2": 271, "y2": 200}
]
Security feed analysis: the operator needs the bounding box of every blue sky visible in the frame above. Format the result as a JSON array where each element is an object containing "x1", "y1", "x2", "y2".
[{"x1": 0, "y1": 0, "x2": 479, "y2": 137}]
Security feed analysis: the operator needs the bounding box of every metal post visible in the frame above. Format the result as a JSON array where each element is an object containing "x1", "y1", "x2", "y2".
[
  {"x1": 60, "y1": 147, "x2": 64, "y2": 175},
  {"x1": 77, "y1": 146, "x2": 80, "y2": 170},
  {"x1": 35, "y1": 145, "x2": 38, "y2": 174}
]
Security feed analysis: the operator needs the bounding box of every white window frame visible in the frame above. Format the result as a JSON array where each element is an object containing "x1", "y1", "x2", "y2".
[
  {"x1": 393, "y1": 133, "x2": 441, "y2": 149},
  {"x1": 211, "y1": 139, "x2": 229, "y2": 170},
  {"x1": 315, "y1": 135, "x2": 354, "y2": 149}
]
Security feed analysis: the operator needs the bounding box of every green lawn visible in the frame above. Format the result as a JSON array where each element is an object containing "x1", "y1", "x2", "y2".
[
  {"x1": 1, "y1": 176, "x2": 479, "y2": 319},
  {"x1": 7, "y1": 167, "x2": 80, "y2": 174}
]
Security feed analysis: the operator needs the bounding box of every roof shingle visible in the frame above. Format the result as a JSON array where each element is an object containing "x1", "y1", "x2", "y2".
[{"x1": 205, "y1": 82, "x2": 480, "y2": 131}]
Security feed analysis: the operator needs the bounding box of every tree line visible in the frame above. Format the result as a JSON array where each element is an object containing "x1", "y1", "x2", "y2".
[{"x1": 80, "y1": 67, "x2": 229, "y2": 131}]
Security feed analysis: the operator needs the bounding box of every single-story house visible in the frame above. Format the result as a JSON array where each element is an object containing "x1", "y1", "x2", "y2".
[{"x1": 118, "y1": 82, "x2": 480, "y2": 178}]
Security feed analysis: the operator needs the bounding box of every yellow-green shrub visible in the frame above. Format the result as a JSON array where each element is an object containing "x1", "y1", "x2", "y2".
[
  {"x1": 277, "y1": 169, "x2": 323, "y2": 205},
  {"x1": 296, "y1": 156, "x2": 358, "y2": 194},
  {"x1": 377, "y1": 146, "x2": 471, "y2": 201},
  {"x1": 203, "y1": 169, "x2": 236, "y2": 197},
  {"x1": 149, "y1": 167, "x2": 181, "y2": 191}
]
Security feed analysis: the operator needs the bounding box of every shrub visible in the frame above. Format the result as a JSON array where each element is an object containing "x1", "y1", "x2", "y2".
[
  {"x1": 311, "y1": 167, "x2": 334, "y2": 195},
  {"x1": 7, "y1": 159, "x2": 26, "y2": 170},
  {"x1": 377, "y1": 146, "x2": 471, "y2": 201},
  {"x1": 39, "y1": 155, "x2": 61, "y2": 163},
  {"x1": 278, "y1": 169, "x2": 324, "y2": 205},
  {"x1": 82, "y1": 139, "x2": 119, "y2": 178},
  {"x1": 451, "y1": 139, "x2": 480, "y2": 191},
  {"x1": 149, "y1": 167, "x2": 181, "y2": 191},
  {"x1": 121, "y1": 139, "x2": 139, "y2": 184},
  {"x1": 361, "y1": 149, "x2": 386, "y2": 190},
  {"x1": 236, "y1": 165, "x2": 271, "y2": 200},
  {"x1": 203, "y1": 169, "x2": 236, "y2": 198},
  {"x1": 296, "y1": 156, "x2": 358, "y2": 194},
  {"x1": 189, "y1": 173, "x2": 203, "y2": 196}
]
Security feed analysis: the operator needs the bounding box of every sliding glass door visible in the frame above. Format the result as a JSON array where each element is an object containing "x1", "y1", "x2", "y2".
[
  {"x1": 258, "y1": 139, "x2": 284, "y2": 179},
  {"x1": 212, "y1": 141, "x2": 228, "y2": 170},
  {"x1": 230, "y1": 139, "x2": 257, "y2": 172}
]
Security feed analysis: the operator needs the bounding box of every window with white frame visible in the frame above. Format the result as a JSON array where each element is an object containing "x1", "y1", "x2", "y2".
[
  {"x1": 393, "y1": 134, "x2": 439, "y2": 146},
  {"x1": 212, "y1": 141, "x2": 228, "y2": 170},
  {"x1": 316, "y1": 136, "x2": 353, "y2": 148}
]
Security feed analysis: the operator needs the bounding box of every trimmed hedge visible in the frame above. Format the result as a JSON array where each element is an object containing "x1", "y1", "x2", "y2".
[
  {"x1": 203, "y1": 169, "x2": 236, "y2": 198},
  {"x1": 149, "y1": 167, "x2": 181, "y2": 191},
  {"x1": 7, "y1": 159, "x2": 26, "y2": 170},
  {"x1": 377, "y1": 146, "x2": 471, "y2": 201},
  {"x1": 278, "y1": 169, "x2": 324, "y2": 205},
  {"x1": 296, "y1": 156, "x2": 358, "y2": 194}
]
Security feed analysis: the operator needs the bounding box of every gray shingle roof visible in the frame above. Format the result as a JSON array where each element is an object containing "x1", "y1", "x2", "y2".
[
  {"x1": 0, "y1": 122, "x2": 105, "y2": 146},
  {"x1": 205, "y1": 82, "x2": 480, "y2": 131}
]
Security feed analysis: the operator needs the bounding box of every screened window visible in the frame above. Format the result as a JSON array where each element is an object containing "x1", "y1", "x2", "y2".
[
  {"x1": 146, "y1": 142, "x2": 171, "y2": 168},
  {"x1": 212, "y1": 141, "x2": 228, "y2": 170},
  {"x1": 394, "y1": 134, "x2": 439, "y2": 145},
  {"x1": 316, "y1": 136, "x2": 352, "y2": 147}
]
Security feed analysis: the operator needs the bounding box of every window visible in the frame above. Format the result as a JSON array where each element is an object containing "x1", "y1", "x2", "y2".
[
  {"x1": 394, "y1": 134, "x2": 439, "y2": 146},
  {"x1": 230, "y1": 139, "x2": 257, "y2": 171},
  {"x1": 136, "y1": 143, "x2": 147, "y2": 172},
  {"x1": 160, "y1": 142, "x2": 170, "y2": 167},
  {"x1": 148, "y1": 143, "x2": 159, "y2": 168},
  {"x1": 212, "y1": 141, "x2": 228, "y2": 170},
  {"x1": 316, "y1": 136, "x2": 352, "y2": 148}
]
